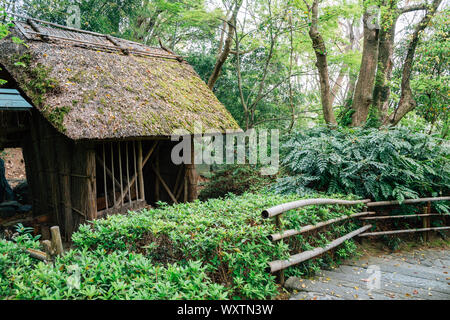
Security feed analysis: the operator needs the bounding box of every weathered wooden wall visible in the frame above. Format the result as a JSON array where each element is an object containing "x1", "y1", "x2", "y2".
[
  {"x1": 12, "y1": 112, "x2": 199, "y2": 238},
  {"x1": 21, "y1": 111, "x2": 96, "y2": 238}
]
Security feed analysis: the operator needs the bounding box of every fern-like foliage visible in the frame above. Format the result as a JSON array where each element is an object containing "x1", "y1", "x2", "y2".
[{"x1": 274, "y1": 127, "x2": 450, "y2": 202}]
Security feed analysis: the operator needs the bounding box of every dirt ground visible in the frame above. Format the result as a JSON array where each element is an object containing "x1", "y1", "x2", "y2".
[{"x1": 1, "y1": 148, "x2": 26, "y2": 188}]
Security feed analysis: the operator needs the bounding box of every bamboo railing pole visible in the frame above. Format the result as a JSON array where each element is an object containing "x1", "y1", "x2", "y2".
[
  {"x1": 268, "y1": 211, "x2": 376, "y2": 241},
  {"x1": 268, "y1": 225, "x2": 372, "y2": 273},
  {"x1": 367, "y1": 196, "x2": 450, "y2": 207},
  {"x1": 262, "y1": 199, "x2": 371, "y2": 218},
  {"x1": 358, "y1": 226, "x2": 450, "y2": 237},
  {"x1": 360, "y1": 213, "x2": 442, "y2": 220}
]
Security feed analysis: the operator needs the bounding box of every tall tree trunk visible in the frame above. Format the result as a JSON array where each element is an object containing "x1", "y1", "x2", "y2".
[
  {"x1": 207, "y1": 1, "x2": 242, "y2": 90},
  {"x1": 373, "y1": 2, "x2": 429, "y2": 124},
  {"x1": 308, "y1": 0, "x2": 337, "y2": 125},
  {"x1": 372, "y1": 6, "x2": 396, "y2": 122},
  {"x1": 344, "y1": 70, "x2": 358, "y2": 108},
  {"x1": 330, "y1": 65, "x2": 347, "y2": 106},
  {"x1": 384, "y1": 0, "x2": 443, "y2": 126},
  {"x1": 351, "y1": 9, "x2": 380, "y2": 127}
]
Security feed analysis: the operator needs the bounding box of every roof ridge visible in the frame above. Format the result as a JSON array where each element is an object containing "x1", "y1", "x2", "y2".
[{"x1": 8, "y1": 12, "x2": 184, "y2": 62}]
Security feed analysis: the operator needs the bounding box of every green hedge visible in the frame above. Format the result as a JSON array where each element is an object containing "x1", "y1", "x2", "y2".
[{"x1": 2, "y1": 192, "x2": 365, "y2": 300}]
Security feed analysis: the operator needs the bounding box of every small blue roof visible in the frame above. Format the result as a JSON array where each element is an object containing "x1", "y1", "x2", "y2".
[{"x1": 0, "y1": 89, "x2": 33, "y2": 110}]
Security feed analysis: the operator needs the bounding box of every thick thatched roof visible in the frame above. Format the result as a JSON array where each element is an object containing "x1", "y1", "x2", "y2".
[{"x1": 0, "y1": 18, "x2": 240, "y2": 140}]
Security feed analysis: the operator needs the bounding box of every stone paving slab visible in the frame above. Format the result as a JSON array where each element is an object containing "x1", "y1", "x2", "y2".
[{"x1": 287, "y1": 247, "x2": 450, "y2": 300}]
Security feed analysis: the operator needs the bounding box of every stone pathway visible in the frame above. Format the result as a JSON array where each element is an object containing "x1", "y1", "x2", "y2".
[{"x1": 286, "y1": 247, "x2": 450, "y2": 300}]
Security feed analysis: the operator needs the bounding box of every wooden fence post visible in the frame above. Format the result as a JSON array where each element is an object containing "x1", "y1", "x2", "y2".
[
  {"x1": 275, "y1": 215, "x2": 284, "y2": 285},
  {"x1": 50, "y1": 226, "x2": 64, "y2": 255}
]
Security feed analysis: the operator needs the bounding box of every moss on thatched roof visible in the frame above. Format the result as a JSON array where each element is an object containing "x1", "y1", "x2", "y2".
[{"x1": 0, "y1": 19, "x2": 240, "y2": 140}]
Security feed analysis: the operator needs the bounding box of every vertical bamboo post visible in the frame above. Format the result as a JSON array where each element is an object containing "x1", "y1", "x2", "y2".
[
  {"x1": 133, "y1": 141, "x2": 138, "y2": 201},
  {"x1": 118, "y1": 142, "x2": 124, "y2": 206},
  {"x1": 273, "y1": 214, "x2": 283, "y2": 281},
  {"x1": 50, "y1": 226, "x2": 64, "y2": 255},
  {"x1": 86, "y1": 147, "x2": 97, "y2": 220},
  {"x1": 184, "y1": 172, "x2": 188, "y2": 203},
  {"x1": 103, "y1": 144, "x2": 108, "y2": 210},
  {"x1": 275, "y1": 214, "x2": 285, "y2": 285},
  {"x1": 185, "y1": 137, "x2": 198, "y2": 201},
  {"x1": 111, "y1": 142, "x2": 116, "y2": 207},
  {"x1": 423, "y1": 202, "x2": 431, "y2": 241},
  {"x1": 155, "y1": 145, "x2": 160, "y2": 202},
  {"x1": 137, "y1": 141, "x2": 145, "y2": 200},
  {"x1": 57, "y1": 138, "x2": 73, "y2": 238},
  {"x1": 126, "y1": 142, "x2": 131, "y2": 204}
]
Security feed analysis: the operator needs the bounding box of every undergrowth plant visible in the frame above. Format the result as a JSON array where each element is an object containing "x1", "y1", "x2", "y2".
[
  {"x1": 2, "y1": 192, "x2": 365, "y2": 299},
  {"x1": 275, "y1": 127, "x2": 450, "y2": 202},
  {"x1": 199, "y1": 164, "x2": 275, "y2": 200}
]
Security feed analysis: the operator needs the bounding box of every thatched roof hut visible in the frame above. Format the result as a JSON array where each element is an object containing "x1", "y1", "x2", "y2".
[{"x1": 0, "y1": 16, "x2": 240, "y2": 238}]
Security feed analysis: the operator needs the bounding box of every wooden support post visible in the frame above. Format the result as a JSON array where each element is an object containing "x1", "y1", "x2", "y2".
[
  {"x1": 423, "y1": 202, "x2": 431, "y2": 242},
  {"x1": 137, "y1": 141, "x2": 145, "y2": 200},
  {"x1": 86, "y1": 147, "x2": 97, "y2": 220},
  {"x1": 118, "y1": 143, "x2": 124, "y2": 206},
  {"x1": 274, "y1": 214, "x2": 284, "y2": 285},
  {"x1": 111, "y1": 143, "x2": 116, "y2": 206},
  {"x1": 133, "y1": 141, "x2": 138, "y2": 201},
  {"x1": 155, "y1": 145, "x2": 160, "y2": 201},
  {"x1": 42, "y1": 240, "x2": 53, "y2": 261},
  {"x1": 57, "y1": 138, "x2": 73, "y2": 238},
  {"x1": 50, "y1": 226, "x2": 64, "y2": 255},
  {"x1": 185, "y1": 137, "x2": 198, "y2": 201},
  {"x1": 103, "y1": 144, "x2": 108, "y2": 210},
  {"x1": 126, "y1": 142, "x2": 131, "y2": 204},
  {"x1": 184, "y1": 172, "x2": 188, "y2": 202}
]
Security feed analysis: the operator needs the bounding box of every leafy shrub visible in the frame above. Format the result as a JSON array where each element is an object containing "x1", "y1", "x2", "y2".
[
  {"x1": 1, "y1": 238, "x2": 229, "y2": 300},
  {"x1": 275, "y1": 127, "x2": 450, "y2": 201},
  {"x1": 199, "y1": 164, "x2": 276, "y2": 200},
  {"x1": 2, "y1": 192, "x2": 366, "y2": 299},
  {"x1": 71, "y1": 192, "x2": 365, "y2": 299}
]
